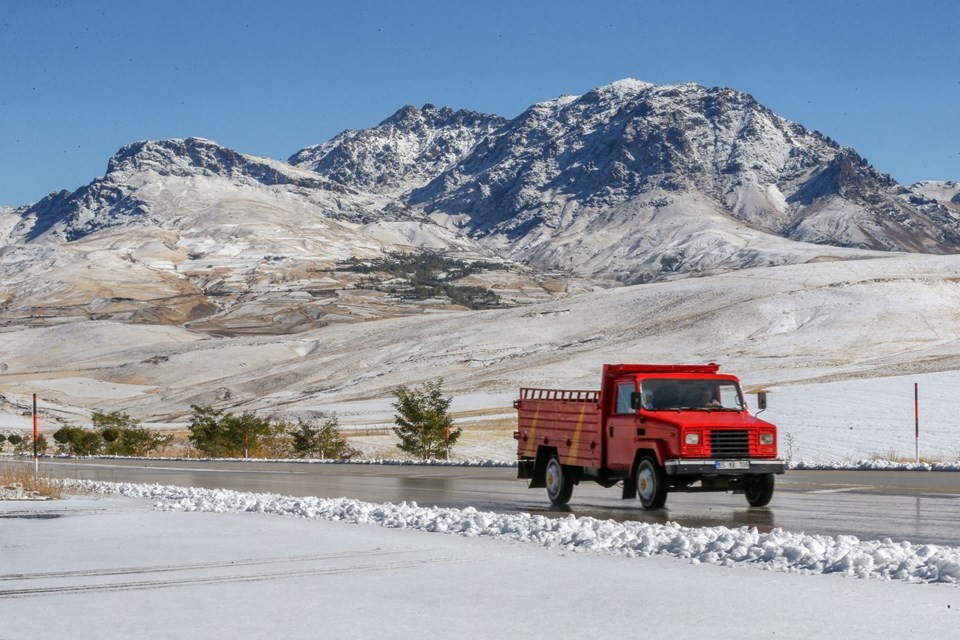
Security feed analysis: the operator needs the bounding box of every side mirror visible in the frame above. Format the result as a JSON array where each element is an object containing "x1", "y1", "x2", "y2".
[
  {"x1": 757, "y1": 391, "x2": 768, "y2": 412},
  {"x1": 630, "y1": 391, "x2": 643, "y2": 411}
]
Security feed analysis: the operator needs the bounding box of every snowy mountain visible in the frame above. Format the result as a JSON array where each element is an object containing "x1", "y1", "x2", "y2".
[
  {"x1": 289, "y1": 80, "x2": 960, "y2": 284},
  {"x1": 2, "y1": 79, "x2": 959, "y2": 333},
  {"x1": 399, "y1": 80, "x2": 960, "y2": 281},
  {"x1": 0, "y1": 138, "x2": 544, "y2": 333},
  {"x1": 289, "y1": 105, "x2": 506, "y2": 196},
  {"x1": 8, "y1": 137, "x2": 401, "y2": 244}
]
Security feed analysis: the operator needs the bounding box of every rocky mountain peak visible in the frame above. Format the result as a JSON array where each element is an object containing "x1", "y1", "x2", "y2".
[
  {"x1": 377, "y1": 103, "x2": 505, "y2": 133},
  {"x1": 9, "y1": 137, "x2": 353, "y2": 243},
  {"x1": 104, "y1": 137, "x2": 331, "y2": 191},
  {"x1": 288, "y1": 105, "x2": 506, "y2": 196},
  {"x1": 106, "y1": 137, "x2": 244, "y2": 178},
  {"x1": 400, "y1": 79, "x2": 957, "y2": 259}
]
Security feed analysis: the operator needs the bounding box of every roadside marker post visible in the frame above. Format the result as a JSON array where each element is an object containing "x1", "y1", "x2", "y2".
[
  {"x1": 33, "y1": 393, "x2": 39, "y2": 476},
  {"x1": 914, "y1": 383, "x2": 919, "y2": 463}
]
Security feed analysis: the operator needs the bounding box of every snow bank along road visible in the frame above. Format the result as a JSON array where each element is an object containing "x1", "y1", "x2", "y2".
[
  {"x1": 3, "y1": 494, "x2": 959, "y2": 640},
  {"x1": 63, "y1": 481, "x2": 960, "y2": 585},
  {"x1": 41, "y1": 458, "x2": 960, "y2": 546}
]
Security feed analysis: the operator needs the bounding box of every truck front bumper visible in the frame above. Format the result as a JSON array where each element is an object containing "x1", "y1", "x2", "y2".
[{"x1": 664, "y1": 459, "x2": 786, "y2": 476}]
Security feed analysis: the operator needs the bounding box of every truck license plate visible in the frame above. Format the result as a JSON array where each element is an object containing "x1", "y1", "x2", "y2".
[{"x1": 715, "y1": 460, "x2": 750, "y2": 470}]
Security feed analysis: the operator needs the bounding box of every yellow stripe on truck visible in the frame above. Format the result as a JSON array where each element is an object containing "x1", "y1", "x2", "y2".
[
  {"x1": 566, "y1": 403, "x2": 588, "y2": 465},
  {"x1": 523, "y1": 405, "x2": 540, "y2": 458}
]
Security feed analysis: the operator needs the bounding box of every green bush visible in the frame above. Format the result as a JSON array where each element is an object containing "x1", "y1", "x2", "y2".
[
  {"x1": 53, "y1": 426, "x2": 103, "y2": 456},
  {"x1": 92, "y1": 410, "x2": 172, "y2": 456},
  {"x1": 290, "y1": 414, "x2": 358, "y2": 460},
  {"x1": 188, "y1": 405, "x2": 274, "y2": 458}
]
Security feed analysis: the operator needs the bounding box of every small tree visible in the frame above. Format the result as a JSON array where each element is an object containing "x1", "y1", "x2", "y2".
[
  {"x1": 392, "y1": 378, "x2": 461, "y2": 460},
  {"x1": 222, "y1": 412, "x2": 272, "y2": 458},
  {"x1": 188, "y1": 404, "x2": 229, "y2": 457},
  {"x1": 249, "y1": 418, "x2": 292, "y2": 458},
  {"x1": 7, "y1": 433, "x2": 22, "y2": 447},
  {"x1": 290, "y1": 414, "x2": 358, "y2": 460},
  {"x1": 112, "y1": 426, "x2": 172, "y2": 457}
]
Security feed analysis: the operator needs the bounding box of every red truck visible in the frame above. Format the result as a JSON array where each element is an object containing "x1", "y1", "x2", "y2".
[{"x1": 514, "y1": 363, "x2": 785, "y2": 509}]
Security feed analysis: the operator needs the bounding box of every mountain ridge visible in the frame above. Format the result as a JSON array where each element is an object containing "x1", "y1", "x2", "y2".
[{"x1": 2, "y1": 79, "x2": 959, "y2": 332}]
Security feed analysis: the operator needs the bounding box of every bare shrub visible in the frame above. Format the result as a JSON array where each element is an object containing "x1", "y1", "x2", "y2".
[{"x1": 0, "y1": 462, "x2": 64, "y2": 499}]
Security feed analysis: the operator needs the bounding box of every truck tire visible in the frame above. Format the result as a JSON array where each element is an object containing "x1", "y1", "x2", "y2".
[
  {"x1": 744, "y1": 474, "x2": 775, "y2": 507},
  {"x1": 545, "y1": 455, "x2": 573, "y2": 506},
  {"x1": 635, "y1": 457, "x2": 667, "y2": 510}
]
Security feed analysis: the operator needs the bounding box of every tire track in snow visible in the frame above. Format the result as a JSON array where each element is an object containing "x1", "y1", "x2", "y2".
[
  {"x1": 0, "y1": 553, "x2": 472, "y2": 599},
  {"x1": 0, "y1": 548, "x2": 416, "y2": 582}
]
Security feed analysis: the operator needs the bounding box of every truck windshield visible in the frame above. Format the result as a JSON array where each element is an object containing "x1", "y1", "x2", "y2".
[{"x1": 640, "y1": 379, "x2": 744, "y2": 411}]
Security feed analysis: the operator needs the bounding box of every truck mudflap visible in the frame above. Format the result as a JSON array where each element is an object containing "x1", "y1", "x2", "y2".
[
  {"x1": 663, "y1": 459, "x2": 786, "y2": 476},
  {"x1": 517, "y1": 459, "x2": 536, "y2": 480}
]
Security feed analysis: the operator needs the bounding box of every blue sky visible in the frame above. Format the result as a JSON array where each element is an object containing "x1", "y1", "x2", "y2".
[{"x1": 1, "y1": 0, "x2": 958, "y2": 206}]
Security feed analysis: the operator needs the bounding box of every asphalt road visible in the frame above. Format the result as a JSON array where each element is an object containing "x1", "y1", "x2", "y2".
[{"x1": 39, "y1": 458, "x2": 960, "y2": 546}]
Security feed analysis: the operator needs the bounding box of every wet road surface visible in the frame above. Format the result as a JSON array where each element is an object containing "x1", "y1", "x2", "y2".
[{"x1": 39, "y1": 458, "x2": 960, "y2": 546}]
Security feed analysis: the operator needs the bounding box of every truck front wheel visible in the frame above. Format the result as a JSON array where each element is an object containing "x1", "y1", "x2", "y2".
[
  {"x1": 635, "y1": 457, "x2": 667, "y2": 510},
  {"x1": 744, "y1": 474, "x2": 775, "y2": 507},
  {"x1": 545, "y1": 455, "x2": 573, "y2": 506}
]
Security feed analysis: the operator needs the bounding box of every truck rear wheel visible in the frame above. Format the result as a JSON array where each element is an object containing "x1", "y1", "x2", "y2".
[
  {"x1": 744, "y1": 474, "x2": 775, "y2": 507},
  {"x1": 635, "y1": 457, "x2": 667, "y2": 510},
  {"x1": 545, "y1": 455, "x2": 573, "y2": 505}
]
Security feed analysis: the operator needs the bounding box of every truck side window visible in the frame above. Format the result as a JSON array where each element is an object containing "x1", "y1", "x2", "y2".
[{"x1": 615, "y1": 383, "x2": 635, "y2": 414}]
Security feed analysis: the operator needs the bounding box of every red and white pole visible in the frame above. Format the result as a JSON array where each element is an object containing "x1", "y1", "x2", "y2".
[
  {"x1": 33, "y1": 393, "x2": 39, "y2": 475},
  {"x1": 914, "y1": 383, "x2": 919, "y2": 463}
]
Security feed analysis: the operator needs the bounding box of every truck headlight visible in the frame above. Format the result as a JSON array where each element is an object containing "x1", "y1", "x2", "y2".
[
  {"x1": 685, "y1": 432, "x2": 700, "y2": 445},
  {"x1": 760, "y1": 433, "x2": 774, "y2": 445}
]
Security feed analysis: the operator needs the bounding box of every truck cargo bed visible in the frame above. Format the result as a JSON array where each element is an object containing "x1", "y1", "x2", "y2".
[{"x1": 515, "y1": 388, "x2": 603, "y2": 468}]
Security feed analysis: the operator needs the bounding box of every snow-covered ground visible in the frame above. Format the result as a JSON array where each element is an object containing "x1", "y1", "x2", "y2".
[{"x1": 2, "y1": 487, "x2": 958, "y2": 639}]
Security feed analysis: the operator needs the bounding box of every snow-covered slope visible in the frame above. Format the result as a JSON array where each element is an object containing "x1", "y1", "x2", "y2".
[
  {"x1": 7, "y1": 137, "x2": 404, "y2": 244},
  {"x1": 3, "y1": 252, "x2": 960, "y2": 424},
  {"x1": 909, "y1": 180, "x2": 960, "y2": 213},
  {"x1": 0, "y1": 138, "x2": 534, "y2": 332}
]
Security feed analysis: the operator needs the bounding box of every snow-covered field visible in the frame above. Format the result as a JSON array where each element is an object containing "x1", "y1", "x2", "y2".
[
  {"x1": 4, "y1": 253, "x2": 960, "y2": 429},
  {"x1": 2, "y1": 486, "x2": 958, "y2": 640}
]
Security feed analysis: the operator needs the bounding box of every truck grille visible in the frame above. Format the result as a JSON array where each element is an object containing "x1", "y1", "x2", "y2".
[{"x1": 709, "y1": 430, "x2": 749, "y2": 458}]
